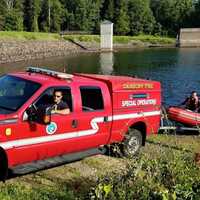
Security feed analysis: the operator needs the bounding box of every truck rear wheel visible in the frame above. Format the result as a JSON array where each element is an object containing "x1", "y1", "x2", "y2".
[{"x1": 122, "y1": 129, "x2": 142, "y2": 157}]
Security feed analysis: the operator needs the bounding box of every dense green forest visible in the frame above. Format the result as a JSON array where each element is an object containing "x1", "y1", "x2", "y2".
[{"x1": 0, "y1": 0, "x2": 199, "y2": 36}]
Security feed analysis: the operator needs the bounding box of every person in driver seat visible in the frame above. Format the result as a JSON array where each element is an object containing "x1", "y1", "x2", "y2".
[{"x1": 51, "y1": 90, "x2": 70, "y2": 115}]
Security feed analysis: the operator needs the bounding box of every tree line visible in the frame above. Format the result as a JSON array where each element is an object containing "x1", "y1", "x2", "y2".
[{"x1": 0, "y1": 0, "x2": 199, "y2": 36}]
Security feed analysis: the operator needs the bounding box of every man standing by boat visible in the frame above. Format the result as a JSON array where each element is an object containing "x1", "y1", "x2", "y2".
[{"x1": 181, "y1": 91, "x2": 199, "y2": 112}]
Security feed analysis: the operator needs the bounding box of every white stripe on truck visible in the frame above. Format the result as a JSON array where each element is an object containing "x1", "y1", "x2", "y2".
[{"x1": 0, "y1": 110, "x2": 160, "y2": 150}]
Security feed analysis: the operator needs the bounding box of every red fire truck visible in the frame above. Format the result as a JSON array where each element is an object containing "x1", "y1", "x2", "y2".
[{"x1": 0, "y1": 67, "x2": 161, "y2": 180}]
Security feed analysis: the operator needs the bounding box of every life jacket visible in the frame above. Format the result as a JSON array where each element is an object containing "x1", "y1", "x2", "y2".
[{"x1": 185, "y1": 97, "x2": 199, "y2": 111}]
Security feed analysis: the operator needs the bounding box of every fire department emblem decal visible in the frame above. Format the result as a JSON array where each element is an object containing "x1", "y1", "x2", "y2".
[{"x1": 46, "y1": 122, "x2": 57, "y2": 135}]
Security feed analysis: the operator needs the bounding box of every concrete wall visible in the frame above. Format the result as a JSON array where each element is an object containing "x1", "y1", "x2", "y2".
[
  {"x1": 100, "y1": 21, "x2": 113, "y2": 51},
  {"x1": 179, "y1": 28, "x2": 200, "y2": 47},
  {"x1": 0, "y1": 40, "x2": 82, "y2": 64}
]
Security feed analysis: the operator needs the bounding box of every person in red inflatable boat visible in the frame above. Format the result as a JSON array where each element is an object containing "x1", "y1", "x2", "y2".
[{"x1": 181, "y1": 91, "x2": 199, "y2": 112}]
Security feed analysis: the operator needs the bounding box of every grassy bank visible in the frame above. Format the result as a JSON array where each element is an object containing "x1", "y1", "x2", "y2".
[
  {"x1": 0, "y1": 134, "x2": 199, "y2": 200},
  {"x1": 0, "y1": 31, "x2": 60, "y2": 41},
  {"x1": 63, "y1": 34, "x2": 175, "y2": 45},
  {"x1": 0, "y1": 31, "x2": 175, "y2": 45},
  {"x1": 113, "y1": 35, "x2": 175, "y2": 44},
  {"x1": 91, "y1": 135, "x2": 200, "y2": 200}
]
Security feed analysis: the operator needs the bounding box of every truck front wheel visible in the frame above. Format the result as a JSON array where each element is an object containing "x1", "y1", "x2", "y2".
[{"x1": 122, "y1": 129, "x2": 142, "y2": 157}]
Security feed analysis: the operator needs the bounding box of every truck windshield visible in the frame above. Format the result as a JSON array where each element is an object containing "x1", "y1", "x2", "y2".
[{"x1": 0, "y1": 75, "x2": 41, "y2": 114}]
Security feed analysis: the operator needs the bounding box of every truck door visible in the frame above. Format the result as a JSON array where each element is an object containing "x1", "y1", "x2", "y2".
[
  {"x1": 73, "y1": 84, "x2": 113, "y2": 150},
  {"x1": 8, "y1": 86, "x2": 79, "y2": 166}
]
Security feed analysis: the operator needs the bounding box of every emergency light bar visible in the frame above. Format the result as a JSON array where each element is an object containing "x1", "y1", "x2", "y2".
[{"x1": 26, "y1": 67, "x2": 73, "y2": 80}]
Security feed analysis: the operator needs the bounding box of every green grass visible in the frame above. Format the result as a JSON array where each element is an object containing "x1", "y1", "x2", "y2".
[
  {"x1": 90, "y1": 134, "x2": 200, "y2": 199},
  {"x1": 147, "y1": 134, "x2": 200, "y2": 153},
  {"x1": 0, "y1": 134, "x2": 198, "y2": 200},
  {"x1": 63, "y1": 34, "x2": 100, "y2": 43},
  {"x1": 64, "y1": 34, "x2": 175, "y2": 45},
  {"x1": 132, "y1": 34, "x2": 175, "y2": 44},
  {"x1": 0, "y1": 31, "x2": 60, "y2": 41},
  {"x1": 0, "y1": 181, "x2": 75, "y2": 200},
  {"x1": 0, "y1": 31, "x2": 175, "y2": 45},
  {"x1": 113, "y1": 35, "x2": 175, "y2": 44}
]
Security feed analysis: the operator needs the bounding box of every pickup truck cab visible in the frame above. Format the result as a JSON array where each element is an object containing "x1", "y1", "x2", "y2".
[{"x1": 0, "y1": 67, "x2": 161, "y2": 180}]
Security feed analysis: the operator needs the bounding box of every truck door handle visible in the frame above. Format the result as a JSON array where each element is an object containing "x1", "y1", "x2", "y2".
[
  {"x1": 104, "y1": 116, "x2": 109, "y2": 122},
  {"x1": 72, "y1": 119, "x2": 78, "y2": 128}
]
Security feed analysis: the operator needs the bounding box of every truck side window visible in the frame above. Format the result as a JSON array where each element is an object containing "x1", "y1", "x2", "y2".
[
  {"x1": 35, "y1": 87, "x2": 73, "y2": 112},
  {"x1": 80, "y1": 86, "x2": 104, "y2": 111}
]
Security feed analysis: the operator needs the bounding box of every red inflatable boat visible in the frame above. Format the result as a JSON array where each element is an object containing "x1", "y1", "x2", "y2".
[{"x1": 167, "y1": 107, "x2": 200, "y2": 126}]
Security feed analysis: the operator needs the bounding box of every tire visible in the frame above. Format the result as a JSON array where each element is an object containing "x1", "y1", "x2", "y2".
[
  {"x1": 0, "y1": 149, "x2": 8, "y2": 181},
  {"x1": 122, "y1": 129, "x2": 142, "y2": 157}
]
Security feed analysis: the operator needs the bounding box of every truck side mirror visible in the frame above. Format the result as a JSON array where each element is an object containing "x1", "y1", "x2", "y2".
[
  {"x1": 26, "y1": 105, "x2": 52, "y2": 125},
  {"x1": 42, "y1": 106, "x2": 52, "y2": 124},
  {"x1": 26, "y1": 105, "x2": 38, "y2": 122},
  {"x1": 36, "y1": 105, "x2": 52, "y2": 125}
]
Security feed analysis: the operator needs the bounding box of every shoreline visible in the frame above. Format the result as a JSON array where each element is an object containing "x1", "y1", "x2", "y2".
[{"x1": 0, "y1": 39, "x2": 175, "y2": 64}]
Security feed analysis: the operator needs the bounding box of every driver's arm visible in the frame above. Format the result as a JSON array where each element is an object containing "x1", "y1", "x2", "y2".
[{"x1": 52, "y1": 108, "x2": 70, "y2": 115}]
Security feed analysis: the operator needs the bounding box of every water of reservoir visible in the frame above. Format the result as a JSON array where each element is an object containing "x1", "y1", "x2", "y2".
[{"x1": 1, "y1": 47, "x2": 200, "y2": 106}]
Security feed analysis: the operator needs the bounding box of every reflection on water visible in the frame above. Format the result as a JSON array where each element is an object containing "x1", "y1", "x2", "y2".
[
  {"x1": 99, "y1": 52, "x2": 114, "y2": 74},
  {"x1": 1, "y1": 48, "x2": 200, "y2": 106}
]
